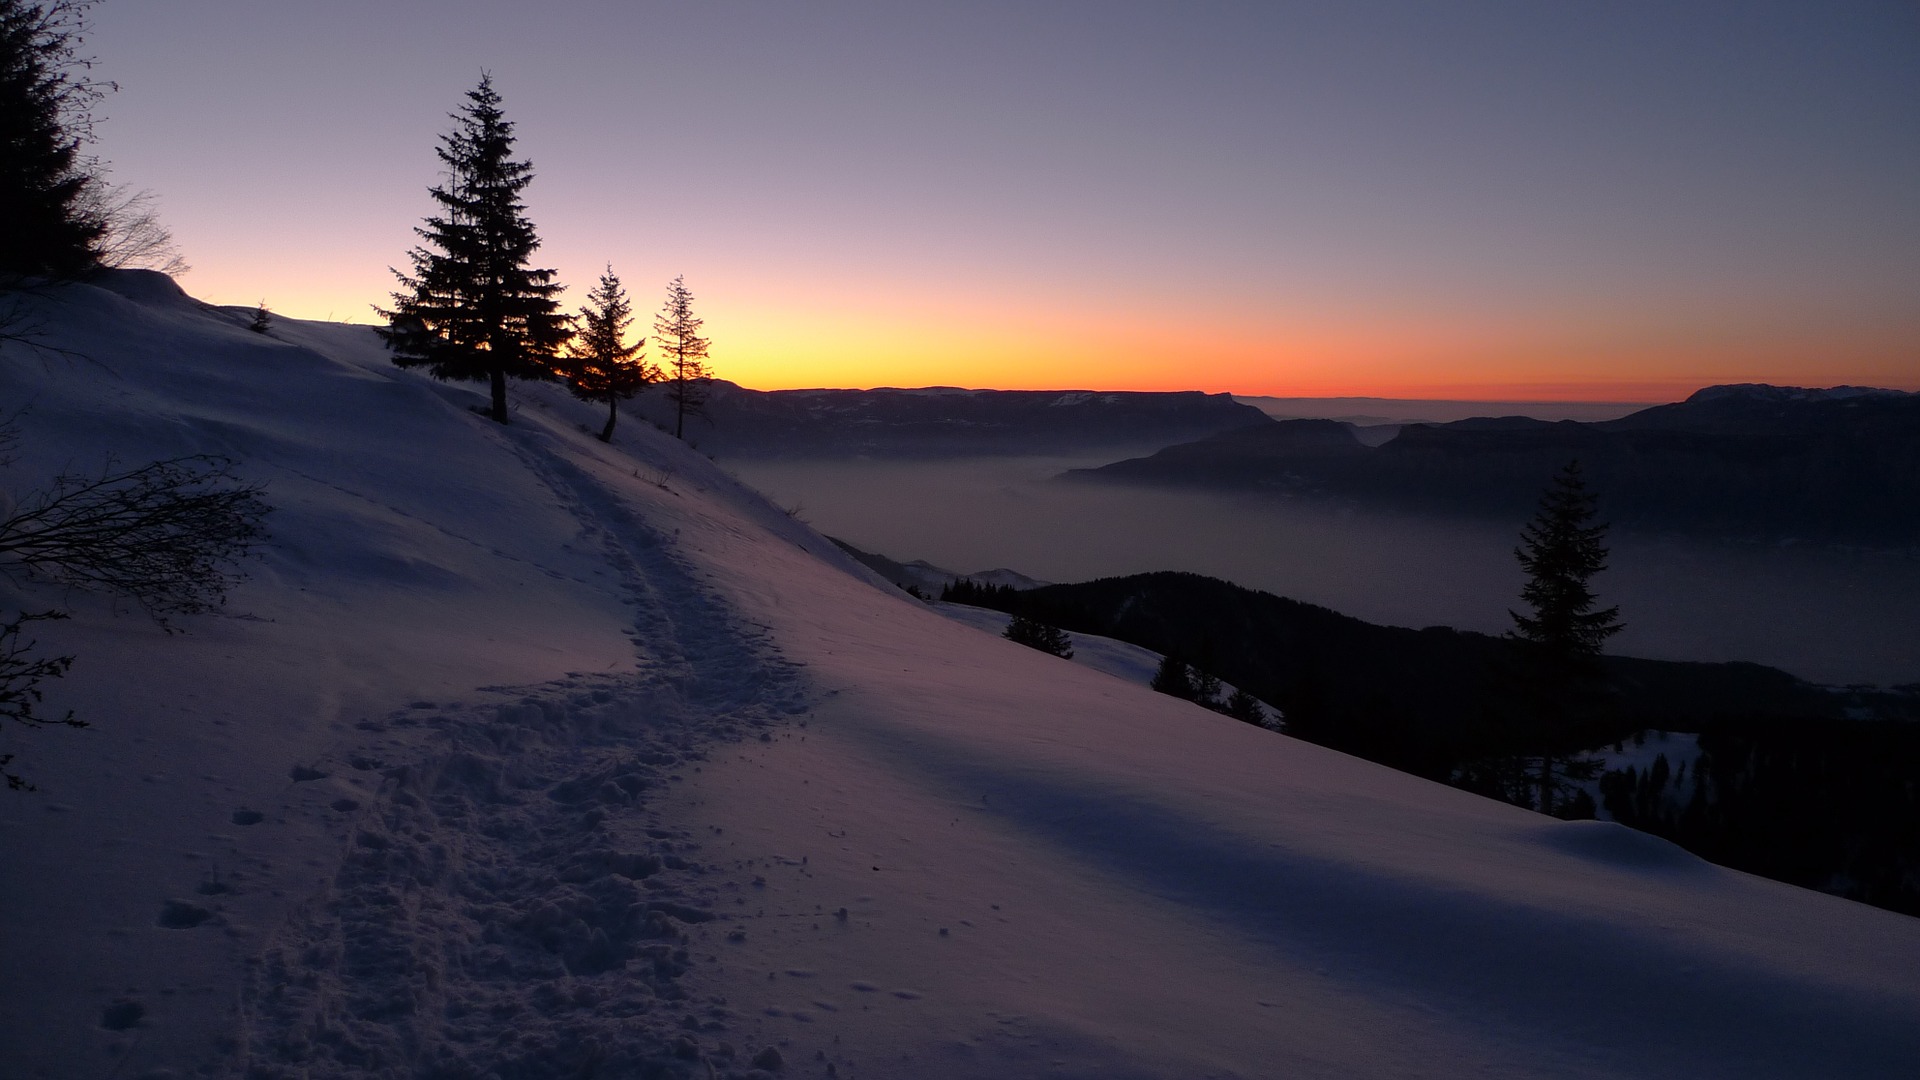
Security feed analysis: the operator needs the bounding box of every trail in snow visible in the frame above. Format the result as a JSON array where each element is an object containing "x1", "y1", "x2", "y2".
[{"x1": 233, "y1": 430, "x2": 810, "y2": 1078}]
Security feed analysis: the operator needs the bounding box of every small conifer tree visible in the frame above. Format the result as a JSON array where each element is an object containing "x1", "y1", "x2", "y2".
[
  {"x1": 1223, "y1": 688, "x2": 1266, "y2": 726},
  {"x1": 1190, "y1": 668, "x2": 1223, "y2": 710},
  {"x1": 653, "y1": 275, "x2": 711, "y2": 440},
  {"x1": 248, "y1": 300, "x2": 271, "y2": 334},
  {"x1": 1150, "y1": 654, "x2": 1195, "y2": 700},
  {"x1": 556, "y1": 266, "x2": 656, "y2": 442},
  {"x1": 1004, "y1": 613, "x2": 1072, "y2": 658}
]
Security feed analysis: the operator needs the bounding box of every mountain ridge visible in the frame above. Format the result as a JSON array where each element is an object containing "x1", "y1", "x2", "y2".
[{"x1": 1065, "y1": 384, "x2": 1920, "y2": 541}]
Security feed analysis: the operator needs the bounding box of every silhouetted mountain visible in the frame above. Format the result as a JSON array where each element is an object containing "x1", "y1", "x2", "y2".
[
  {"x1": 1065, "y1": 385, "x2": 1920, "y2": 541},
  {"x1": 627, "y1": 382, "x2": 1269, "y2": 458}
]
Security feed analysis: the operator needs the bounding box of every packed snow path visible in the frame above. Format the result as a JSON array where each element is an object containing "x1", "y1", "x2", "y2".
[{"x1": 236, "y1": 433, "x2": 811, "y2": 1077}]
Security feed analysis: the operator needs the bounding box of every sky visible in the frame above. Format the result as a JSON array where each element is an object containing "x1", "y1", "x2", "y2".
[{"x1": 78, "y1": 0, "x2": 1919, "y2": 399}]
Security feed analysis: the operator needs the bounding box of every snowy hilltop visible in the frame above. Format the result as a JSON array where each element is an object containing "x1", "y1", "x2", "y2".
[{"x1": 2, "y1": 272, "x2": 1917, "y2": 1079}]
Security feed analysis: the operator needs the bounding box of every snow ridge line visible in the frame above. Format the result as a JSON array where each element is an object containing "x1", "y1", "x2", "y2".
[{"x1": 227, "y1": 434, "x2": 812, "y2": 1079}]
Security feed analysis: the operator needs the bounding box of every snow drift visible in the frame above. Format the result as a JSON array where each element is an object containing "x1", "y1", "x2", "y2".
[{"x1": 1, "y1": 273, "x2": 1915, "y2": 1079}]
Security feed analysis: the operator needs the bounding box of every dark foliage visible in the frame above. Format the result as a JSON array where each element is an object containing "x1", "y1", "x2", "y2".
[
  {"x1": 0, "y1": 454, "x2": 270, "y2": 626},
  {"x1": 377, "y1": 74, "x2": 568, "y2": 424},
  {"x1": 0, "y1": 0, "x2": 108, "y2": 280},
  {"x1": 953, "y1": 566, "x2": 1920, "y2": 914},
  {"x1": 1601, "y1": 721, "x2": 1920, "y2": 916},
  {"x1": 0, "y1": 608, "x2": 84, "y2": 791},
  {"x1": 1502, "y1": 460, "x2": 1622, "y2": 815},
  {"x1": 940, "y1": 579, "x2": 1019, "y2": 607},
  {"x1": 1149, "y1": 653, "x2": 1195, "y2": 700},
  {"x1": 653, "y1": 275, "x2": 711, "y2": 440},
  {"x1": 1222, "y1": 688, "x2": 1266, "y2": 726},
  {"x1": 950, "y1": 569, "x2": 1901, "y2": 776},
  {"x1": 1003, "y1": 613, "x2": 1072, "y2": 658},
  {"x1": 248, "y1": 299, "x2": 270, "y2": 333},
  {"x1": 556, "y1": 266, "x2": 656, "y2": 442},
  {"x1": 1510, "y1": 461, "x2": 1621, "y2": 657}
]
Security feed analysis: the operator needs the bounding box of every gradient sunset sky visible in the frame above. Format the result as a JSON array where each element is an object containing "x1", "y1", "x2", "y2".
[{"x1": 82, "y1": 1, "x2": 1917, "y2": 399}]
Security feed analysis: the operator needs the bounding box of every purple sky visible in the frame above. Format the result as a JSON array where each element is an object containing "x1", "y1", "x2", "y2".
[{"x1": 80, "y1": 1, "x2": 1919, "y2": 396}]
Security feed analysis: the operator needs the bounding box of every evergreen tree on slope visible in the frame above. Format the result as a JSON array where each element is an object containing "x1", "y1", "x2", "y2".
[
  {"x1": 1509, "y1": 459, "x2": 1622, "y2": 815},
  {"x1": 653, "y1": 275, "x2": 711, "y2": 440},
  {"x1": 0, "y1": 0, "x2": 109, "y2": 279},
  {"x1": 557, "y1": 266, "x2": 656, "y2": 442},
  {"x1": 1004, "y1": 613, "x2": 1073, "y2": 659},
  {"x1": 377, "y1": 74, "x2": 567, "y2": 424}
]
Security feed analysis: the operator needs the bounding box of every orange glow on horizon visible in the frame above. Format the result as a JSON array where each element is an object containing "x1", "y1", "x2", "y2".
[{"x1": 201, "y1": 273, "x2": 1918, "y2": 405}]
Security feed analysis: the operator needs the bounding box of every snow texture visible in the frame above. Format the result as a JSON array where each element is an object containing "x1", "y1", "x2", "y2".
[{"x1": 1, "y1": 272, "x2": 1916, "y2": 1079}]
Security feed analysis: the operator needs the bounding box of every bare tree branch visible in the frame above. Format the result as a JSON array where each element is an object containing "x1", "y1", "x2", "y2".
[
  {"x1": 74, "y1": 179, "x2": 190, "y2": 275},
  {"x1": 0, "y1": 609, "x2": 84, "y2": 791},
  {"x1": 0, "y1": 454, "x2": 270, "y2": 627}
]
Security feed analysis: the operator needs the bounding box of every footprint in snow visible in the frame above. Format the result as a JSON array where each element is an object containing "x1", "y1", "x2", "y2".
[
  {"x1": 99, "y1": 999, "x2": 144, "y2": 1030},
  {"x1": 230, "y1": 809, "x2": 263, "y2": 826},
  {"x1": 156, "y1": 899, "x2": 213, "y2": 929}
]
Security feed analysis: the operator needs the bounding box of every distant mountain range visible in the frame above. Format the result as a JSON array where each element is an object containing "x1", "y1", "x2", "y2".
[
  {"x1": 625, "y1": 381, "x2": 1268, "y2": 458},
  {"x1": 1063, "y1": 384, "x2": 1920, "y2": 542}
]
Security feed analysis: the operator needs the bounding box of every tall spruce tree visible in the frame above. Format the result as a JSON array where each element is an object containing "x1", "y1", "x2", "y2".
[
  {"x1": 377, "y1": 74, "x2": 567, "y2": 424},
  {"x1": 557, "y1": 266, "x2": 656, "y2": 443},
  {"x1": 0, "y1": 0, "x2": 109, "y2": 280},
  {"x1": 1508, "y1": 459, "x2": 1622, "y2": 815},
  {"x1": 653, "y1": 275, "x2": 711, "y2": 440}
]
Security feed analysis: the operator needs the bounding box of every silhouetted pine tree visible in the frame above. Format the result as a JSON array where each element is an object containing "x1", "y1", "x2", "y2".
[
  {"x1": 377, "y1": 74, "x2": 568, "y2": 424},
  {"x1": 1003, "y1": 613, "x2": 1072, "y2": 658},
  {"x1": 1223, "y1": 688, "x2": 1266, "y2": 726},
  {"x1": 0, "y1": 0, "x2": 109, "y2": 279},
  {"x1": 1150, "y1": 654, "x2": 1195, "y2": 701},
  {"x1": 1508, "y1": 460, "x2": 1621, "y2": 815},
  {"x1": 557, "y1": 266, "x2": 655, "y2": 442},
  {"x1": 1190, "y1": 667, "x2": 1222, "y2": 710},
  {"x1": 940, "y1": 579, "x2": 1018, "y2": 606},
  {"x1": 653, "y1": 275, "x2": 711, "y2": 440}
]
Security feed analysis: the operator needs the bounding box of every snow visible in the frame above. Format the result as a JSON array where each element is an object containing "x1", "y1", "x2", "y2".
[
  {"x1": 931, "y1": 601, "x2": 1276, "y2": 721},
  {"x1": 2, "y1": 272, "x2": 1917, "y2": 1079}
]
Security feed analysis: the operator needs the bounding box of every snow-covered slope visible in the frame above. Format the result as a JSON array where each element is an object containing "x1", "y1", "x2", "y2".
[{"x1": 1, "y1": 274, "x2": 1916, "y2": 1079}]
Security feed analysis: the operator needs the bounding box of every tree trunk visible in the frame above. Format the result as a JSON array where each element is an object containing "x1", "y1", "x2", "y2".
[
  {"x1": 1539, "y1": 755, "x2": 1554, "y2": 816},
  {"x1": 674, "y1": 381, "x2": 686, "y2": 440},
  {"x1": 599, "y1": 398, "x2": 616, "y2": 443},
  {"x1": 489, "y1": 367, "x2": 509, "y2": 424}
]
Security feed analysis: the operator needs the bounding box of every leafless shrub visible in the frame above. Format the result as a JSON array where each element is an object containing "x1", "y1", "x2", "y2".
[
  {"x1": 75, "y1": 179, "x2": 190, "y2": 276},
  {"x1": 1, "y1": 454, "x2": 270, "y2": 626},
  {"x1": 0, "y1": 609, "x2": 84, "y2": 791}
]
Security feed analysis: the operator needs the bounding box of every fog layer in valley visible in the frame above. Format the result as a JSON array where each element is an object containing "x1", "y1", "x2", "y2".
[{"x1": 727, "y1": 456, "x2": 1920, "y2": 688}]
